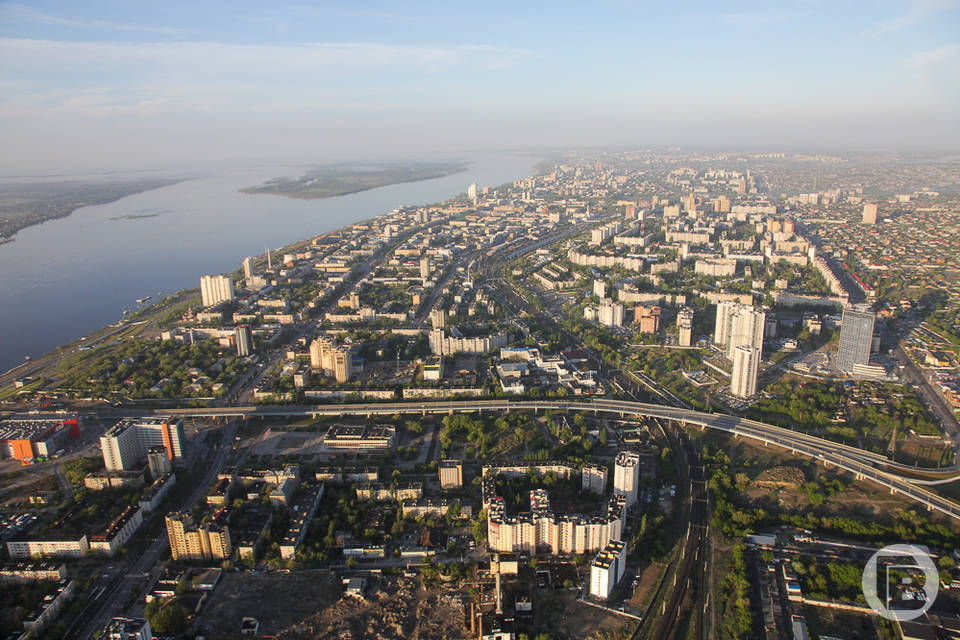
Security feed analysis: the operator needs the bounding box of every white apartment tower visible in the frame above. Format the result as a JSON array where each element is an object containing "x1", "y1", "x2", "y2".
[
  {"x1": 581, "y1": 464, "x2": 607, "y2": 494},
  {"x1": 598, "y1": 302, "x2": 624, "y2": 328},
  {"x1": 241, "y1": 256, "x2": 254, "y2": 280},
  {"x1": 613, "y1": 451, "x2": 640, "y2": 508},
  {"x1": 199, "y1": 274, "x2": 235, "y2": 307},
  {"x1": 715, "y1": 302, "x2": 764, "y2": 359},
  {"x1": 589, "y1": 540, "x2": 627, "y2": 600},
  {"x1": 593, "y1": 279, "x2": 607, "y2": 299},
  {"x1": 731, "y1": 345, "x2": 761, "y2": 398},
  {"x1": 677, "y1": 307, "x2": 694, "y2": 347}
]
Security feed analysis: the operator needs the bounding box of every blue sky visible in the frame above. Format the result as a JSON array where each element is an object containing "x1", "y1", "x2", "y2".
[{"x1": 1, "y1": 0, "x2": 958, "y2": 172}]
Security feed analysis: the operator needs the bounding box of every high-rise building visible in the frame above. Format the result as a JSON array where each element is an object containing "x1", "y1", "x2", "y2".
[
  {"x1": 420, "y1": 257, "x2": 431, "y2": 281},
  {"x1": 677, "y1": 307, "x2": 694, "y2": 347},
  {"x1": 684, "y1": 193, "x2": 696, "y2": 213},
  {"x1": 635, "y1": 306, "x2": 661, "y2": 333},
  {"x1": 309, "y1": 337, "x2": 354, "y2": 383},
  {"x1": 598, "y1": 302, "x2": 624, "y2": 328},
  {"x1": 731, "y1": 345, "x2": 761, "y2": 398},
  {"x1": 241, "y1": 256, "x2": 254, "y2": 280},
  {"x1": 589, "y1": 540, "x2": 627, "y2": 600},
  {"x1": 165, "y1": 510, "x2": 232, "y2": 561},
  {"x1": 836, "y1": 305, "x2": 876, "y2": 373},
  {"x1": 714, "y1": 195, "x2": 731, "y2": 213},
  {"x1": 715, "y1": 302, "x2": 764, "y2": 359},
  {"x1": 862, "y1": 203, "x2": 878, "y2": 224},
  {"x1": 146, "y1": 445, "x2": 172, "y2": 480},
  {"x1": 104, "y1": 618, "x2": 153, "y2": 640},
  {"x1": 613, "y1": 451, "x2": 640, "y2": 508},
  {"x1": 234, "y1": 325, "x2": 252, "y2": 357},
  {"x1": 467, "y1": 182, "x2": 478, "y2": 201},
  {"x1": 439, "y1": 460, "x2": 463, "y2": 489},
  {"x1": 199, "y1": 274, "x2": 235, "y2": 307},
  {"x1": 581, "y1": 464, "x2": 607, "y2": 494},
  {"x1": 593, "y1": 279, "x2": 607, "y2": 299},
  {"x1": 429, "y1": 309, "x2": 446, "y2": 329},
  {"x1": 101, "y1": 417, "x2": 184, "y2": 471}
]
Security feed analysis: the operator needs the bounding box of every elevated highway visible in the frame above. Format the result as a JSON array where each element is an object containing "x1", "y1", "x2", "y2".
[{"x1": 89, "y1": 398, "x2": 960, "y2": 522}]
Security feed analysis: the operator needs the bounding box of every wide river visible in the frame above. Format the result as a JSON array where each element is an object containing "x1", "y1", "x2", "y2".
[{"x1": 0, "y1": 153, "x2": 540, "y2": 373}]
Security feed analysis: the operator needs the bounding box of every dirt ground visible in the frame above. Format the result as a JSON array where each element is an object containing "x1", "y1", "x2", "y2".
[
  {"x1": 533, "y1": 590, "x2": 636, "y2": 640},
  {"x1": 195, "y1": 571, "x2": 471, "y2": 640}
]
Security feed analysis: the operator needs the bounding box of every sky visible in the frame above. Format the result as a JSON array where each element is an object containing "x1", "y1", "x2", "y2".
[{"x1": 0, "y1": 0, "x2": 958, "y2": 173}]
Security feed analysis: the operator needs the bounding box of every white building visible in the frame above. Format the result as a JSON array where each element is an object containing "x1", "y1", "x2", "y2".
[
  {"x1": 677, "y1": 307, "x2": 694, "y2": 347},
  {"x1": 200, "y1": 274, "x2": 235, "y2": 307},
  {"x1": 593, "y1": 279, "x2": 607, "y2": 299},
  {"x1": 613, "y1": 451, "x2": 640, "y2": 508},
  {"x1": 731, "y1": 345, "x2": 761, "y2": 398},
  {"x1": 581, "y1": 464, "x2": 607, "y2": 494},
  {"x1": 598, "y1": 302, "x2": 624, "y2": 328},
  {"x1": 589, "y1": 540, "x2": 627, "y2": 600},
  {"x1": 100, "y1": 417, "x2": 184, "y2": 472},
  {"x1": 715, "y1": 302, "x2": 764, "y2": 359}
]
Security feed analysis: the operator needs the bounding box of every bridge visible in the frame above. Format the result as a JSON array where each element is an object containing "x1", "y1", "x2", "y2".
[{"x1": 91, "y1": 398, "x2": 960, "y2": 522}]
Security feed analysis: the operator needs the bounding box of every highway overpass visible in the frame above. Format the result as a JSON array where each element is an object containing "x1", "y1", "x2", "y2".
[{"x1": 91, "y1": 398, "x2": 960, "y2": 522}]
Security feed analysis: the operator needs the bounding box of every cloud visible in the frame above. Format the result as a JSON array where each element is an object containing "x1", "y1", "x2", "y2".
[
  {"x1": 0, "y1": 3, "x2": 185, "y2": 35},
  {"x1": 864, "y1": 0, "x2": 960, "y2": 37},
  {"x1": 902, "y1": 42, "x2": 960, "y2": 67},
  {"x1": 718, "y1": 11, "x2": 796, "y2": 29},
  {"x1": 0, "y1": 38, "x2": 537, "y2": 118}
]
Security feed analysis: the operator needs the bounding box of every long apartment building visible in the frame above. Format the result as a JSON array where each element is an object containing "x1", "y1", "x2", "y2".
[
  {"x1": 487, "y1": 492, "x2": 626, "y2": 555},
  {"x1": 100, "y1": 417, "x2": 184, "y2": 472}
]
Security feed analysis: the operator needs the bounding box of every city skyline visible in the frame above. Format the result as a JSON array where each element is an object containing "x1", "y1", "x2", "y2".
[{"x1": 1, "y1": 1, "x2": 959, "y2": 173}]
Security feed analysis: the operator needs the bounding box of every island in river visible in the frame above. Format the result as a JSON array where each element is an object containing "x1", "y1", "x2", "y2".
[
  {"x1": 0, "y1": 179, "x2": 182, "y2": 243},
  {"x1": 240, "y1": 161, "x2": 469, "y2": 199}
]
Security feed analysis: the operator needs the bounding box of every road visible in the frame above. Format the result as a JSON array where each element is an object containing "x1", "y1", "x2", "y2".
[
  {"x1": 66, "y1": 421, "x2": 239, "y2": 640},
  {"x1": 86, "y1": 398, "x2": 960, "y2": 522}
]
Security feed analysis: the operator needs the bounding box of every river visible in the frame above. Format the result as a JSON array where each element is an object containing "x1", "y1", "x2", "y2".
[{"x1": 0, "y1": 153, "x2": 540, "y2": 372}]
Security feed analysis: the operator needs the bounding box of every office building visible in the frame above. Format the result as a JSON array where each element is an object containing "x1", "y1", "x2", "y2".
[
  {"x1": 309, "y1": 337, "x2": 353, "y2": 383},
  {"x1": 613, "y1": 451, "x2": 640, "y2": 508},
  {"x1": 323, "y1": 424, "x2": 396, "y2": 450},
  {"x1": 677, "y1": 307, "x2": 694, "y2": 347},
  {"x1": 862, "y1": 203, "x2": 878, "y2": 224},
  {"x1": 235, "y1": 325, "x2": 252, "y2": 357},
  {"x1": 589, "y1": 540, "x2": 627, "y2": 600},
  {"x1": 100, "y1": 417, "x2": 184, "y2": 472},
  {"x1": 731, "y1": 345, "x2": 761, "y2": 398},
  {"x1": 199, "y1": 274, "x2": 235, "y2": 307},
  {"x1": 715, "y1": 302, "x2": 765, "y2": 360},
  {"x1": 104, "y1": 618, "x2": 153, "y2": 640},
  {"x1": 165, "y1": 511, "x2": 231, "y2": 561},
  {"x1": 439, "y1": 460, "x2": 463, "y2": 489},
  {"x1": 581, "y1": 464, "x2": 607, "y2": 494},
  {"x1": 836, "y1": 305, "x2": 876, "y2": 373},
  {"x1": 242, "y1": 256, "x2": 254, "y2": 280}
]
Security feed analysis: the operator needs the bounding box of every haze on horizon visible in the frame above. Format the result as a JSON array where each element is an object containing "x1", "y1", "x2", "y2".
[{"x1": 1, "y1": 0, "x2": 958, "y2": 175}]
